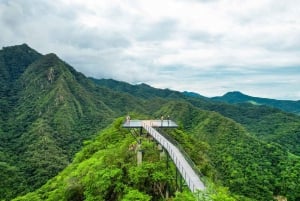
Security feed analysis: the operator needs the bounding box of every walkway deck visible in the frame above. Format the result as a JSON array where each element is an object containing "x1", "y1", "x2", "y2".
[
  {"x1": 123, "y1": 119, "x2": 205, "y2": 193},
  {"x1": 123, "y1": 119, "x2": 178, "y2": 128}
]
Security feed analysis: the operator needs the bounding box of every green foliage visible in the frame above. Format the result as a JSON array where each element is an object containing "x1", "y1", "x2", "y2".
[
  {"x1": 13, "y1": 119, "x2": 175, "y2": 201},
  {"x1": 0, "y1": 45, "x2": 118, "y2": 200},
  {"x1": 187, "y1": 96, "x2": 300, "y2": 156},
  {"x1": 278, "y1": 154, "x2": 300, "y2": 200},
  {"x1": 156, "y1": 101, "x2": 300, "y2": 200},
  {"x1": 209, "y1": 187, "x2": 236, "y2": 201},
  {"x1": 128, "y1": 161, "x2": 172, "y2": 199},
  {"x1": 121, "y1": 189, "x2": 151, "y2": 201},
  {"x1": 64, "y1": 178, "x2": 84, "y2": 201},
  {"x1": 12, "y1": 193, "x2": 42, "y2": 201},
  {"x1": 197, "y1": 115, "x2": 299, "y2": 200},
  {"x1": 173, "y1": 191, "x2": 196, "y2": 201},
  {"x1": 0, "y1": 161, "x2": 26, "y2": 200}
]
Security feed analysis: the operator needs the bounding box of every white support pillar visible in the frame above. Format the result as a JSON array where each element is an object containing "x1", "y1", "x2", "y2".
[
  {"x1": 159, "y1": 144, "x2": 166, "y2": 159},
  {"x1": 137, "y1": 143, "x2": 142, "y2": 165}
]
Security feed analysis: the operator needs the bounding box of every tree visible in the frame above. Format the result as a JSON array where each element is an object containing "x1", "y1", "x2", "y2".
[{"x1": 122, "y1": 189, "x2": 151, "y2": 201}]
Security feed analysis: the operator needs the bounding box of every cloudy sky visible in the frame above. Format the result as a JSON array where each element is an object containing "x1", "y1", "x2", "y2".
[{"x1": 1, "y1": 0, "x2": 300, "y2": 100}]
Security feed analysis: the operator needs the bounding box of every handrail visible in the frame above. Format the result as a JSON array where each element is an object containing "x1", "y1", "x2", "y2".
[
  {"x1": 142, "y1": 121, "x2": 205, "y2": 193},
  {"x1": 157, "y1": 128, "x2": 204, "y2": 178}
]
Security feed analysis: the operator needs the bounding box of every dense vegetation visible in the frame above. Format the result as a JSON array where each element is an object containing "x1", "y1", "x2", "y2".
[
  {"x1": 13, "y1": 118, "x2": 238, "y2": 201},
  {"x1": 183, "y1": 96, "x2": 300, "y2": 156},
  {"x1": 156, "y1": 101, "x2": 300, "y2": 201},
  {"x1": 1, "y1": 44, "x2": 300, "y2": 200},
  {"x1": 0, "y1": 45, "x2": 129, "y2": 199}
]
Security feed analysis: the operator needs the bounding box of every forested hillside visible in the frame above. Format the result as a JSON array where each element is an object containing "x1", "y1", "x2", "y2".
[
  {"x1": 95, "y1": 79, "x2": 300, "y2": 156},
  {"x1": 91, "y1": 78, "x2": 184, "y2": 99},
  {"x1": 12, "y1": 118, "x2": 235, "y2": 201},
  {"x1": 0, "y1": 44, "x2": 141, "y2": 200},
  {"x1": 186, "y1": 97, "x2": 300, "y2": 156},
  {"x1": 157, "y1": 102, "x2": 300, "y2": 200},
  {"x1": 13, "y1": 105, "x2": 300, "y2": 201},
  {"x1": 1, "y1": 44, "x2": 300, "y2": 201}
]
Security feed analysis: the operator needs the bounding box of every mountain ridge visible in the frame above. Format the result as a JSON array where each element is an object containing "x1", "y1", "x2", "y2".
[
  {"x1": 212, "y1": 91, "x2": 300, "y2": 115},
  {"x1": 0, "y1": 45, "x2": 118, "y2": 199}
]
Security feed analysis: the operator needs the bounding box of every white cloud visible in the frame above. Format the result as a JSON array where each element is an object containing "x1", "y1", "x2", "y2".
[{"x1": 0, "y1": 0, "x2": 300, "y2": 100}]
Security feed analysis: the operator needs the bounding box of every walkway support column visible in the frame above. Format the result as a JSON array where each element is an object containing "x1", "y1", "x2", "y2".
[{"x1": 137, "y1": 139, "x2": 142, "y2": 165}]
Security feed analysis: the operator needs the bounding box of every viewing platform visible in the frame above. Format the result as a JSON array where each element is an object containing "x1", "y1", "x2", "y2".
[{"x1": 123, "y1": 119, "x2": 178, "y2": 128}]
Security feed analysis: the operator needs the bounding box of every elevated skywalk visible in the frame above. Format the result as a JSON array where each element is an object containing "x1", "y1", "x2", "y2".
[
  {"x1": 142, "y1": 121, "x2": 205, "y2": 193},
  {"x1": 123, "y1": 119, "x2": 205, "y2": 193}
]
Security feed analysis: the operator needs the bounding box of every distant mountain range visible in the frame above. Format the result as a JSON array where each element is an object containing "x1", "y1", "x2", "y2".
[
  {"x1": 1, "y1": 44, "x2": 300, "y2": 201},
  {"x1": 92, "y1": 78, "x2": 300, "y2": 116},
  {"x1": 212, "y1": 91, "x2": 300, "y2": 115}
]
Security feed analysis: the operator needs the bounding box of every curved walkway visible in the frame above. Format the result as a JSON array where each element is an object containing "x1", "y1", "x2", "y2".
[{"x1": 142, "y1": 121, "x2": 205, "y2": 193}]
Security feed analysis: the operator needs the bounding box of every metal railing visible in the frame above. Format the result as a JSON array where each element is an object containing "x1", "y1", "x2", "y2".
[
  {"x1": 142, "y1": 121, "x2": 205, "y2": 193},
  {"x1": 157, "y1": 128, "x2": 205, "y2": 179}
]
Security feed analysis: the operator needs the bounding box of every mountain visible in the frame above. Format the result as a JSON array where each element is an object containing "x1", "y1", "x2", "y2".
[
  {"x1": 0, "y1": 45, "x2": 142, "y2": 200},
  {"x1": 1, "y1": 44, "x2": 300, "y2": 201},
  {"x1": 0, "y1": 44, "x2": 42, "y2": 120},
  {"x1": 182, "y1": 91, "x2": 207, "y2": 99},
  {"x1": 91, "y1": 78, "x2": 185, "y2": 99},
  {"x1": 212, "y1": 91, "x2": 300, "y2": 115}
]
